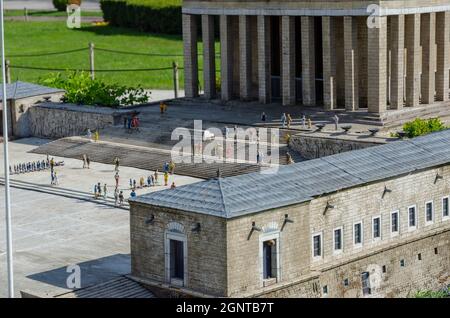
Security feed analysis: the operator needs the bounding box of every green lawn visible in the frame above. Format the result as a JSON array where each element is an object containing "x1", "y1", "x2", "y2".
[
  {"x1": 6, "y1": 21, "x2": 219, "y2": 89},
  {"x1": 5, "y1": 10, "x2": 103, "y2": 17}
]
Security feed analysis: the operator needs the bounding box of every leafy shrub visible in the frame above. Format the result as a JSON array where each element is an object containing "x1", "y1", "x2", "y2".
[
  {"x1": 402, "y1": 118, "x2": 447, "y2": 138},
  {"x1": 53, "y1": 0, "x2": 68, "y2": 11},
  {"x1": 414, "y1": 288, "x2": 449, "y2": 298},
  {"x1": 100, "y1": 0, "x2": 182, "y2": 35},
  {"x1": 39, "y1": 71, "x2": 151, "y2": 108}
]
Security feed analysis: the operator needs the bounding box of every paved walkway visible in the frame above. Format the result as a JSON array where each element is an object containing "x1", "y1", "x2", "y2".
[{"x1": 0, "y1": 137, "x2": 200, "y2": 297}]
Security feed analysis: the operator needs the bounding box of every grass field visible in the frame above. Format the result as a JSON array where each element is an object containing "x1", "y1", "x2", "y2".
[{"x1": 6, "y1": 20, "x2": 219, "y2": 89}]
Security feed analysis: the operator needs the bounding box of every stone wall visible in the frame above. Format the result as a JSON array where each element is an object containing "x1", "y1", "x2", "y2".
[
  {"x1": 28, "y1": 103, "x2": 130, "y2": 139},
  {"x1": 290, "y1": 132, "x2": 388, "y2": 159},
  {"x1": 130, "y1": 204, "x2": 228, "y2": 297},
  {"x1": 129, "y1": 158, "x2": 450, "y2": 298}
]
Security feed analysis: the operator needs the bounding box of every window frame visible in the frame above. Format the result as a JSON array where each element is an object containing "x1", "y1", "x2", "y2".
[
  {"x1": 164, "y1": 231, "x2": 188, "y2": 287},
  {"x1": 353, "y1": 221, "x2": 363, "y2": 248},
  {"x1": 442, "y1": 196, "x2": 449, "y2": 221},
  {"x1": 333, "y1": 226, "x2": 343, "y2": 255},
  {"x1": 425, "y1": 201, "x2": 434, "y2": 226},
  {"x1": 407, "y1": 205, "x2": 417, "y2": 231},
  {"x1": 259, "y1": 231, "x2": 281, "y2": 286},
  {"x1": 390, "y1": 210, "x2": 400, "y2": 237},
  {"x1": 372, "y1": 215, "x2": 382, "y2": 241},
  {"x1": 311, "y1": 232, "x2": 323, "y2": 261}
]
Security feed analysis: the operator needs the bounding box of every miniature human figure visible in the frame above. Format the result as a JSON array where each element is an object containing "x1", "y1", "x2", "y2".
[
  {"x1": 256, "y1": 151, "x2": 261, "y2": 164},
  {"x1": 54, "y1": 171, "x2": 59, "y2": 185},
  {"x1": 160, "y1": 102, "x2": 167, "y2": 114},
  {"x1": 147, "y1": 175, "x2": 152, "y2": 187},
  {"x1": 287, "y1": 114, "x2": 292, "y2": 129},
  {"x1": 86, "y1": 128, "x2": 92, "y2": 140},
  {"x1": 307, "y1": 118, "x2": 312, "y2": 129},
  {"x1": 115, "y1": 172, "x2": 120, "y2": 188},
  {"x1": 261, "y1": 112, "x2": 266, "y2": 122},
  {"x1": 103, "y1": 183, "x2": 107, "y2": 199},
  {"x1": 130, "y1": 189, "x2": 137, "y2": 198},
  {"x1": 301, "y1": 115, "x2": 306, "y2": 129},
  {"x1": 285, "y1": 133, "x2": 291, "y2": 145},
  {"x1": 94, "y1": 130, "x2": 99, "y2": 142},
  {"x1": 333, "y1": 114, "x2": 339, "y2": 131},
  {"x1": 82, "y1": 154, "x2": 87, "y2": 169},
  {"x1": 140, "y1": 176, "x2": 145, "y2": 188},
  {"x1": 129, "y1": 178, "x2": 133, "y2": 189},
  {"x1": 86, "y1": 155, "x2": 90, "y2": 169},
  {"x1": 123, "y1": 117, "x2": 127, "y2": 129},
  {"x1": 133, "y1": 179, "x2": 137, "y2": 190},
  {"x1": 169, "y1": 160, "x2": 175, "y2": 175},
  {"x1": 286, "y1": 152, "x2": 294, "y2": 165},
  {"x1": 281, "y1": 113, "x2": 287, "y2": 128},
  {"x1": 170, "y1": 182, "x2": 176, "y2": 189},
  {"x1": 114, "y1": 157, "x2": 120, "y2": 172},
  {"x1": 51, "y1": 171, "x2": 55, "y2": 185},
  {"x1": 164, "y1": 171, "x2": 169, "y2": 186},
  {"x1": 119, "y1": 191, "x2": 124, "y2": 205},
  {"x1": 114, "y1": 188, "x2": 119, "y2": 205},
  {"x1": 50, "y1": 157, "x2": 55, "y2": 173},
  {"x1": 154, "y1": 170, "x2": 159, "y2": 185},
  {"x1": 97, "y1": 182, "x2": 102, "y2": 198}
]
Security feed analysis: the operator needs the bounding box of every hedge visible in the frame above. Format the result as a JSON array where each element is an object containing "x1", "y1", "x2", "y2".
[{"x1": 100, "y1": 0, "x2": 182, "y2": 35}]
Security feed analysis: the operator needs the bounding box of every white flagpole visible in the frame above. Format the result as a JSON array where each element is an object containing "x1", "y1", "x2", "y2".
[{"x1": 0, "y1": 0, "x2": 14, "y2": 298}]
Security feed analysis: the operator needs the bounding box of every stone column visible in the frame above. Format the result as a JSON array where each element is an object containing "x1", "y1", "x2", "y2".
[
  {"x1": 436, "y1": 11, "x2": 450, "y2": 102},
  {"x1": 281, "y1": 16, "x2": 296, "y2": 106},
  {"x1": 301, "y1": 16, "x2": 316, "y2": 106},
  {"x1": 390, "y1": 15, "x2": 405, "y2": 109},
  {"x1": 368, "y1": 16, "x2": 387, "y2": 113},
  {"x1": 257, "y1": 15, "x2": 271, "y2": 104},
  {"x1": 421, "y1": 13, "x2": 436, "y2": 105},
  {"x1": 344, "y1": 16, "x2": 359, "y2": 111},
  {"x1": 182, "y1": 14, "x2": 199, "y2": 98},
  {"x1": 405, "y1": 14, "x2": 421, "y2": 107},
  {"x1": 239, "y1": 16, "x2": 252, "y2": 101},
  {"x1": 322, "y1": 16, "x2": 337, "y2": 110},
  {"x1": 202, "y1": 15, "x2": 216, "y2": 99},
  {"x1": 220, "y1": 15, "x2": 233, "y2": 101}
]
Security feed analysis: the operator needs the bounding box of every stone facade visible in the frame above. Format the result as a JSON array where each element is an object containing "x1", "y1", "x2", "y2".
[
  {"x1": 129, "y1": 163, "x2": 450, "y2": 298},
  {"x1": 28, "y1": 103, "x2": 130, "y2": 139},
  {"x1": 289, "y1": 132, "x2": 386, "y2": 159},
  {"x1": 1, "y1": 93, "x2": 64, "y2": 138},
  {"x1": 182, "y1": 1, "x2": 450, "y2": 116}
]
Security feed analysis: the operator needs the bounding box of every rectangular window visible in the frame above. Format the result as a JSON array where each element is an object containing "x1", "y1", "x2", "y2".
[
  {"x1": 361, "y1": 272, "x2": 371, "y2": 296},
  {"x1": 312, "y1": 233, "x2": 322, "y2": 258},
  {"x1": 442, "y1": 197, "x2": 449, "y2": 219},
  {"x1": 425, "y1": 201, "x2": 434, "y2": 224},
  {"x1": 353, "y1": 222, "x2": 363, "y2": 247},
  {"x1": 372, "y1": 216, "x2": 381, "y2": 240},
  {"x1": 169, "y1": 239, "x2": 184, "y2": 280},
  {"x1": 263, "y1": 239, "x2": 277, "y2": 280},
  {"x1": 333, "y1": 227, "x2": 343, "y2": 252},
  {"x1": 391, "y1": 211, "x2": 399, "y2": 236},
  {"x1": 408, "y1": 206, "x2": 417, "y2": 229}
]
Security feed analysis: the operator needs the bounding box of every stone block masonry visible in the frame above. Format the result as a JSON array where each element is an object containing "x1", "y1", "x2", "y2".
[{"x1": 28, "y1": 103, "x2": 133, "y2": 139}]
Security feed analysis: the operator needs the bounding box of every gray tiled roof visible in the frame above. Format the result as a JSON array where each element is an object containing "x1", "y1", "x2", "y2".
[
  {"x1": 131, "y1": 129, "x2": 450, "y2": 219},
  {"x1": 0, "y1": 81, "x2": 64, "y2": 101}
]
